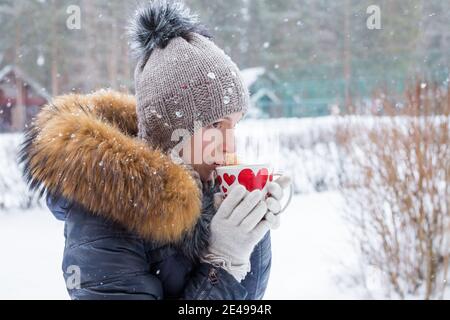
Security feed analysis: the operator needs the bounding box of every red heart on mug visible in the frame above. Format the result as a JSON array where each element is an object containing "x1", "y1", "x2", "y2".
[
  {"x1": 222, "y1": 186, "x2": 227, "y2": 193},
  {"x1": 223, "y1": 173, "x2": 236, "y2": 186},
  {"x1": 216, "y1": 175, "x2": 222, "y2": 185},
  {"x1": 238, "y1": 168, "x2": 269, "y2": 192}
]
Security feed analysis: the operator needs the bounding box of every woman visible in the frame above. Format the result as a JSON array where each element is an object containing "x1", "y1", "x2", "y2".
[{"x1": 19, "y1": 1, "x2": 291, "y2": 300}]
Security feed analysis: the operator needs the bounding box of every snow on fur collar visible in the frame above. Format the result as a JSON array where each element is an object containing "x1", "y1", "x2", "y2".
[{"x1": 19, "y1": 89, "x2": 208, "y2": 249}]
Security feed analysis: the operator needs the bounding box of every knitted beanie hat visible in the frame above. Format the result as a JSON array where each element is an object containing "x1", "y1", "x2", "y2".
[{"x1": 128, "y1": 0, "x2": 250, "y2": 152}]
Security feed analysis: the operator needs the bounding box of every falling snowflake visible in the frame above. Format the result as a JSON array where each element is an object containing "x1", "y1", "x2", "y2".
[
  {"x1": 223, "y1": 96, "x2": 230, "y2": 105},
  {"x1": 98, "y1": 161, "x2": 104, "y2": 167},
  {"x1": 207, "y1": 72, "x2": 216, "y2": 79},
  {"x1": 36, "y1": 55, "x2": 45, "y2": 66},
  {"x1": 175, "y1": 111, "x2": 183, "y2": 118}
]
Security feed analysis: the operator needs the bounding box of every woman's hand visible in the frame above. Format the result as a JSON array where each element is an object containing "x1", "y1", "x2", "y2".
[
  {"x1": 213, "y1": 175, "x2": 292, "y2": 230},
  {"x1": 263, "y1": 175, "x2": 292, "y2": 229},
  {"x1": 203, "y1": 185, "x2": 271, "y2": 282}
]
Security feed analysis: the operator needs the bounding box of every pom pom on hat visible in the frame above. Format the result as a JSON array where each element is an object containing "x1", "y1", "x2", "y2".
[{"x1": 128, "y1": 0, "x2": 211, "y2": 64}]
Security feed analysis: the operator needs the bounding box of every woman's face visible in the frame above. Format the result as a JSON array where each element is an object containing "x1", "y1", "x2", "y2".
[{"x1": 180, "y1": 111, "x2": 243, "y2": 182}]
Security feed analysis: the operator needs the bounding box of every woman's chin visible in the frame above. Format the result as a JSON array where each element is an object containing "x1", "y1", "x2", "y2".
[{"x1": 192, "y1": 162, "x2": 220, "y2": 183}]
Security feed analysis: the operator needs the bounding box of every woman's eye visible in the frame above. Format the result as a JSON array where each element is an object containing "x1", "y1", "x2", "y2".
[{"x1": 211, "y1": 122, "x2": 221, "y2": 129}]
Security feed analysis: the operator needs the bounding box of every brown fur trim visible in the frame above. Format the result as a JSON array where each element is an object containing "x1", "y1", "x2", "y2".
[{"x1": 19, "y1": 89, "x2": 202, "y2": 244}]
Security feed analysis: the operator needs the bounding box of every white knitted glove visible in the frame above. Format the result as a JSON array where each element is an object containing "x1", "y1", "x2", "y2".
[
  {"x1": 201, "y1": 185, "x2": 270, "y2": 282},
  {"x1": 263, "y1": 175, "x2": 292, "y2": 229}
]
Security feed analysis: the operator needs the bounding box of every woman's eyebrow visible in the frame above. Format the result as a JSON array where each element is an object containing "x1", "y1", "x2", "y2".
[{"x1": 217, "y1": 116, "x2": 240, "y2": 125}]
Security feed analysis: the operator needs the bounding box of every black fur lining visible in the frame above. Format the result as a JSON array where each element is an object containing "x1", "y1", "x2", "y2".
[{"x1": 176, "y1": 181, "x2": 218, "y2": 263}]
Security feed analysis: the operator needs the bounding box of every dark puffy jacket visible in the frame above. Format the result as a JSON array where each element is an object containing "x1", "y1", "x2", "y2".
[{"x1": 20, "y1": 90, "x2": 272, "y2": 300}]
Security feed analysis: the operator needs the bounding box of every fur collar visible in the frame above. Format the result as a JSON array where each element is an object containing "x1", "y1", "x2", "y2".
[{"x1": 19, "y1": 89, "x2": 209, "y2": 247}]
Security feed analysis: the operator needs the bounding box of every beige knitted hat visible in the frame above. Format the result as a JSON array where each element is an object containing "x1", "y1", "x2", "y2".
[{"x1": 128, "y1": 0, "x2": 250, "y2": 152}]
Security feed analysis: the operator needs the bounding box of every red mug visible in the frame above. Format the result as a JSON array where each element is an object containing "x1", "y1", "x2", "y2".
[{"x1": 215, "y1": 164, "x2": 293, "y2": 213}]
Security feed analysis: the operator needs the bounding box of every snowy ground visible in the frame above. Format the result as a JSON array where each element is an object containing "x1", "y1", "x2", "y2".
[
  {"x1": 265, "y1": 191, "x2": 359, "y2": 299},
  {"x1": 0, "y1": 208, "x2": 67, "y2": 299},
  {"x1": 0, "y1": 191, "x2": 359, "y2": 300}
]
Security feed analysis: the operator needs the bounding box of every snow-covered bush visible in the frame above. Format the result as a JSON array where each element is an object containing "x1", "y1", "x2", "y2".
[
  {"x1": 337, "y1": 83, "x2": 450, "y2": 299},
  {"x1": 0, "y1": 134, "x2": 42, "y2": 210}
]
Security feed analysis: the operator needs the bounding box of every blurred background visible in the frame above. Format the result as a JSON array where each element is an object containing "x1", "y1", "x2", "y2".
[
  {"x1": 1, "y1": 0, "x2": 449, "y2": 121},
  {"x1": 0, "y1": 0, "x2": 449, "y2": 299}
]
